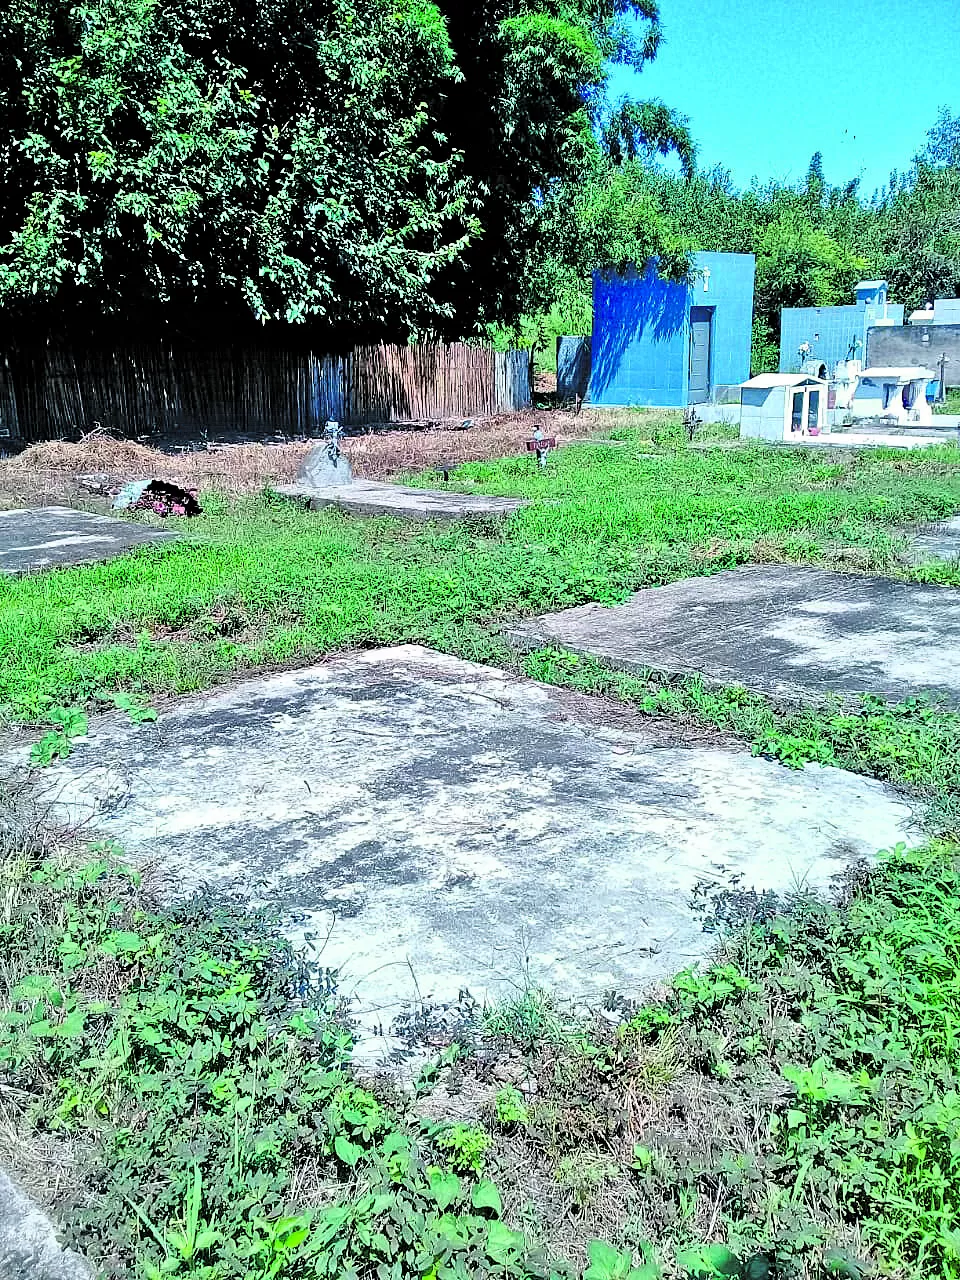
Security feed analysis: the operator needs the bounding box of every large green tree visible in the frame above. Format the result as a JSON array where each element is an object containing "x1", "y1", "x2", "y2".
[
  {"x1": 432, "y1": 0, "x2": 693, "y2": 338},
  {"x1": 0, "y1": 0, "x2": 691, "y2": 346},
  {"x1": 0, "y1": 0, "x2": 474, "y2": 344}
]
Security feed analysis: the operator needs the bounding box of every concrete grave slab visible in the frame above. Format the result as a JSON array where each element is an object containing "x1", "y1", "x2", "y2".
[
  {"x1": 0, "y1": 507, "x2": 177, "y2": 574},
  {"x1": 508, "y1": 565, "x2": 960, "y2": 707},
  {"x1": 275, "y1": 479, "x2": 525, "y2": 520},
  {"x1": 0, "y1": 1169, "x2": 90, "y2": 1280},
  {"x1": 908, "y1": 514, "x2": 960, "y2": 564},
  {"x1": 24, "y1": 646, "x2": 915, "y2": 1062}
]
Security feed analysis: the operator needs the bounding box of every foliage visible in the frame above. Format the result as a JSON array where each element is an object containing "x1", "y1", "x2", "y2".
[
  {"x1": 491, "y1": 845, "x2": 960, "y2": 1278},
  {"x1": 0, "y1": 840, "x2": 561, "y2": 1279},
  {"x1": 494, "y1": 1086, "x2": 530, "y2": 1129},
  {"x1": 434, "y1": 0, "x2": 693, "y2": 338},
  {"x1": 0, "y1": 0, "x2": 480, "y2": 344},
  {"x1": 537, "y1": 108, "x2": 960, "y2": 373},
  {"x1": 1, "y1": 823, "x2": 870, "y2": 1280},
  {"x1": 3, "y1": 426, "x2": 960, "y2": 724},
  {"x1": 29, "y1": 705, "x2": 88, "y2": 766},
  {"x1": 753, "y1": 213, "x2": 867, "y2": 369},
  {"x1": 0, "y1": 0, "x2": 692, "y2": 344},
  {"x1": 435, "y1": 1122, "x2": 493, "y2": 1173}
]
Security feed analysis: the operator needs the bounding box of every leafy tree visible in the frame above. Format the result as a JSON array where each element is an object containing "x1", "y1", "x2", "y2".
[
  {"x1": 873, "y1": 165, "x2": 960, "y2": 311},
  {"x1": 0, "y1": 0, "x2": 694, "y2": 346},
  {"x1": 752, "y1": 212, "x2": 867, "y2": 368},
  {"x1": 432, "y1": 0, "x2": 695, "y2": 337},
  {"x1": 921, "y1": 107, "x2": 960, "y2": 168},
  {"x1": 0, "y1": 0, "x2": 474, "y2": 344}
]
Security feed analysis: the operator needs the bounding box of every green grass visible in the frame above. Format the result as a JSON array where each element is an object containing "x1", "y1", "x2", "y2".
[
  {"x1": 934, "y1": 387, "x2": 960, "y2": 415},
  {"x1": 6, "y1": 423, "x2": 960, "y2": 1279},
  {"x1": 2, "y1": 426, "x2": 960, "y2": 723},
  {"x1": 6, "y1": 806, "x2": 960, "y2": 1278},
  {"x1": 488, "y1": 843, "x2": 960, "y2": 1279}
]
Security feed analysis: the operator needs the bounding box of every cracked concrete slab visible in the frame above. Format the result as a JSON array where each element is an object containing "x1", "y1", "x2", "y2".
[
  {"x1": 0, "y1": 507, "x2": 177, "y2": 573},
  {"x1": 20, "y1": 646, "x2": 916, "y2": 1061},
  {"x1": 508, "y1": 565, "x2": 960, "y2": 707},
  {"x1": 0, "y1": 1170, "x2": 89, "y2": 1280},
  {"x1": 275, "y1": 479, "x2": 525, "y2": 520}
]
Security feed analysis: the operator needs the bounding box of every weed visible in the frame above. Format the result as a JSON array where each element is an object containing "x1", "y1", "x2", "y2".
[
  {"x1": 485, "y1": 987, "x2": 573, "y2": 1050},
  {"x1": 436, "y1": 1122, "x2": 493, "y2": 1173},
  {"x1": 555, "y1": 1155, "x2": 621, "y2": 1208},
  {"x1": 2, "y1": 429, "x2": 960, "y2": 723},
  {"x1": 29, "y1": 706, "x2": 88, "y2": 766},
  {"x1": 495, "y1": 1085, "x2": 530, "y2": 1129},
  {"x1": 106, "y1": 690, "x2": 158, "y2": 723}
]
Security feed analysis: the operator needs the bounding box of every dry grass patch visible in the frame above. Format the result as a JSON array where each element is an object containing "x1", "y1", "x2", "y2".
[{"x1": 0, "y1": 409, "x2": 605, "y2": 505}]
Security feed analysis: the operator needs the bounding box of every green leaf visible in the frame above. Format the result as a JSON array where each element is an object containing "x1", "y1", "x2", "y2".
[
  {"x1": 584, "y1": 1241, "x2": 624, "y2": 1280},
  {"x1": 334, "y1": 1135, "x2": 363, "y2": 1168},
  {"x1": 427, "y1": 1166, "x2": 461, "y2": 1210},
  {"x1": 677, "y1": 1243, "x2": 741, "y2": 1278},
  {"x1": 102, "y1": 932, "x2": 145, "y2": 955},
  {"x1": 471, "y1": 1179, "x2": 502, "y2": 1216},
  {"x1": 584, "y1": 1239, "x2": 661, "y2": 1280},
  {"x1": 486, "y1": 1220, "x2": 525, "y2": 1265},
  {"x1": 55, "y1": 1009, "x2": 85, "y2": 1039}
]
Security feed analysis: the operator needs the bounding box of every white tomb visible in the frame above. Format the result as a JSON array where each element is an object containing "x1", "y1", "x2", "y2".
[
  {"x1": 739, "y1": 373, "x2": 828, "y2": 442},
  {"x1": 848, "y1": 367, "x2": 936, "y2": 426}
]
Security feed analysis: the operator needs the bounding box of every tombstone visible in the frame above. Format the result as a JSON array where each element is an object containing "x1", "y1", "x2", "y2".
[{"x1": 298, "y1": 420, "x2": 354, "y2": 488}]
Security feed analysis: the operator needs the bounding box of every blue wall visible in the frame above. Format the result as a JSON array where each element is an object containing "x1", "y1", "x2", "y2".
[
  {"x1": 588, "y1": 252, "x2": 756, "y2": 407},
  {"x1": 779, "y1": 299, "x2": 905, "y2": 374}
]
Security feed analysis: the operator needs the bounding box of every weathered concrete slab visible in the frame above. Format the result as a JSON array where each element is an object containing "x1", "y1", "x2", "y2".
[
  {"x1": 508, "y1": 565, "x2": 960, "y2": 706},
  {"x1": 803, "y1": 432, "x2": 955, "y2": 450},
  {"x1": 276, "y1": 479, "x2": 525, "y2": 520},
  {"x1": 908, "y1": 514, "x2": 960, "y2": 563},
  {"x1": 0, "y1": 1169, "x2": 89, "y2": 1280},
  {"x1": 25, "y1": 647, "x2": 915, "y2": 1061},
  {"x1": 0, "y1": 507, "x2": 176, "y2": 574}
]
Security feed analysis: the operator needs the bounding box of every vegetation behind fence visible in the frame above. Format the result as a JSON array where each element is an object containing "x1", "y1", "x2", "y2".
[{"x1": 0, "y1": 344, "x2": 531, "y2": 442}]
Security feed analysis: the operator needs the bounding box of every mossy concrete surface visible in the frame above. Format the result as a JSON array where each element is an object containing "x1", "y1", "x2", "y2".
[
  {"x1": 0, "y1": 1170, "x2": 89, "y2": 1280},
  {"x1": 275, "y1": 479, "x2": 526, "y2": 519},
  {"x1": 23, "y1": 646, "x2": 915, "y2": 1060},
  {"x1": 0, "y1": 507, "x2": 176, "y2": 574},
  {"x1": 508, "y1": 564, "x2": 960, "y2": 707}
]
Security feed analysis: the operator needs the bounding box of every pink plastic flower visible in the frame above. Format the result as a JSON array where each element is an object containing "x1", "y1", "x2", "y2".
[
  {"x1": 152, "y1": 501, "x2": 166, "y2": 515},
  {"x1": 171, "y1": 503, "x2": 186, "y2": 516}
]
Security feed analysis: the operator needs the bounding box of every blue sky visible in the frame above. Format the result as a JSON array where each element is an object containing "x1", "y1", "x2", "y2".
[{"x1": 607, "y1": 0, "x2": 960, "y2": 195}]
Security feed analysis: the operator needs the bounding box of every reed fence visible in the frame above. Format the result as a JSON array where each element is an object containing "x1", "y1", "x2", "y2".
[{"x1": 0, "y1": 343, "x2": 531, "y2": 441}]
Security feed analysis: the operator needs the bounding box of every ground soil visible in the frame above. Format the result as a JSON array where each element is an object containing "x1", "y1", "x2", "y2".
[{"x1": 0, "y1": 408, "x2": 599, "y2": 507}]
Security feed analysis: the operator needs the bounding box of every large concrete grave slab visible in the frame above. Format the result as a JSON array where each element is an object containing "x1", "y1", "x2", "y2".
[
  {"x1": 0, "y1": 507, "x2": 176, "y2": 574},
  {"x1": 509, "y1": 565, "x2": 960, "y2": 707},
  {"x1": 276, "y1": 479, "x2": 525, "y2": 520},
  {"x1": 23, "y1": 646, "x2": 915, "y2": 1062}
]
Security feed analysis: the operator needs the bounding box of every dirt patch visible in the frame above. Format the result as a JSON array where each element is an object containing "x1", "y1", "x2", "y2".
[{"x1": 0, "y1": 410, "x2": 602, "y2": 506}]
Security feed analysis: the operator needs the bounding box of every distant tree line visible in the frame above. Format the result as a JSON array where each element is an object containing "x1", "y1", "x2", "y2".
[{"x1": 528, "y1": 108, "x2": 960, "y2": 371}]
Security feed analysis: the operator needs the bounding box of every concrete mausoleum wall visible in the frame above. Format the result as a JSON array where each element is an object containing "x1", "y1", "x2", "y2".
[
  {"x1": 779, "y1": 301, "x2": 906, "y2": 375},
  {"x1": 867, "y1": 323, "x2": 960, "y2": 384},
  {"x1": 588, "y1": 252, "x2": 755, "y2": 408}
]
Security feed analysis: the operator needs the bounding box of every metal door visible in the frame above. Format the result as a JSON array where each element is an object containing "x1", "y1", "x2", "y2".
[{"x1": 688, "y1": 307, "x2": 713, "y2": 404}]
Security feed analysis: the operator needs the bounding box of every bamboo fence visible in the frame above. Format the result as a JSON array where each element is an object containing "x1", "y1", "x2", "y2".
[{"x1": 0, "y1": 343, "x2": 531, "y2": 442}]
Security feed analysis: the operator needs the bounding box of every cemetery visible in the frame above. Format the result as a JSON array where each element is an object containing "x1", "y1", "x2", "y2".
[
  {"x1": 3, "y1": 396, "x2": 960, "y2": 1280},
  {"x1": 5, "y1": 3, "x2": 960, "y2": 1275}
]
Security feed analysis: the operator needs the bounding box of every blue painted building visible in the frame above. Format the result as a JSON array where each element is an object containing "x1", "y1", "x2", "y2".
[
  {"x1": 588, "y1": 252, "x2": 756, "y2": 408},
  {"x1": 778, "y1": 281, "x2": 905, "y2": 376}
]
